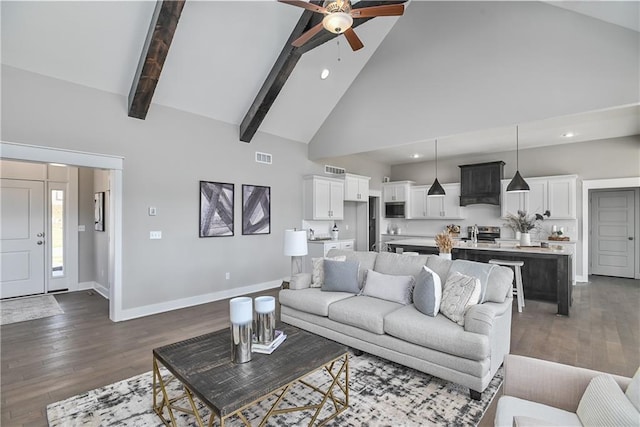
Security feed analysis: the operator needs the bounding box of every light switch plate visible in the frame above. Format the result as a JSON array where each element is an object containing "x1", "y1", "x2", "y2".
[
  {"x1": 148, "y1": 207, "x2": 157, "y2": 216},
  {"x1": 78, "y1": 225, "x2": 86, "y2": 232},
  {"x1": 150, "y1": 231, "x2": 162, "y2": 239}
]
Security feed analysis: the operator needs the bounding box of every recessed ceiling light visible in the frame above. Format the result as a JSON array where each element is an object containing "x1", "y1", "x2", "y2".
[
  {"x1": 561, "y1": 132, "x2": 575, "y2": 138},
  {"x1": 410, "y1": 153, "x2": 421, "y2": 159},
  {"x1": 48, "y1": 163, "x2": 67, "y2": 167},
  {"x1": 320, "y1": 68, "x2": 330, "y2": 80}
]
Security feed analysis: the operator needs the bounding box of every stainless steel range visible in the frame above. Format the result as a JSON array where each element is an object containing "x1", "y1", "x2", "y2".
[{"x1": 465, "y1": 226, "x2": 501, "y2": 242}]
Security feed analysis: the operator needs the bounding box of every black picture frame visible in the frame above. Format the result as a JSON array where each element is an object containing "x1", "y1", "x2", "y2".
[
  {"x1": 242, "y1": 185, "x2": 271, "y2": 235},
  {"x1": 199, "y1": 181, "x2": 234, "y2": 237},
  {"x1": 94, "y1": 192, "x2": 105, "y2": 232}
]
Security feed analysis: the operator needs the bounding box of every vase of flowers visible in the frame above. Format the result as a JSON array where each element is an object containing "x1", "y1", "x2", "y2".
[
  {"x1": 504, "y1": 210, "x2": 551, "y2": 246},
  {"x1": 435, "y1": 231, "x2": 453, "y2": 259}
]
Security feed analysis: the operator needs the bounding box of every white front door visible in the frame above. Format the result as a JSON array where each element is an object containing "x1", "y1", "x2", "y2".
[
  {"x1": 590, "y1": 189, "x2": 636, "y2": 278},
  {"x1": 1, "y1": 179, "x2": 46, "y2": 298}
]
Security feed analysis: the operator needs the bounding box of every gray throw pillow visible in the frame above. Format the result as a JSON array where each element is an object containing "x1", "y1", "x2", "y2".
[
  {"x1": 577, "y1": 374, "x2": 640, "y2": 426},
  {"x1": 322, "y1": 259, "x2": 360, "y2": 294},
  {"x1": 361, "y1": 269, "x2": 414, "y2": 305},
  {"x1": 413, "y1": 266, "x2": 442, "y2": 317}
]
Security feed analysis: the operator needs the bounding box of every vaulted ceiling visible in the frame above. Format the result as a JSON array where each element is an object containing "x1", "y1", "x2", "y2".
[{"x1": 2, "y1": 1, "x2": 638, "y2": 165}]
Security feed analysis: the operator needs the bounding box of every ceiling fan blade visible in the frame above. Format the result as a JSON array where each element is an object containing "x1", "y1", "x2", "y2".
[
  {"x1": 351, "y1": 4, "x2": 404, "y2": 18},
  {"x1": 343, "y1": 27, "x2": 364, "y2": 51},
  {"x1": 292, "y1": 22, "x2": 325, "y2": 47},
  {"x1": 278, "y1": 0, "x2": 327, "y2": 15}
]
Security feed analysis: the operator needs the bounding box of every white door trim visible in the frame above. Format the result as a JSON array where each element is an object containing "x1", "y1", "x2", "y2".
[
  {"x1": 1, "y1": 141, "x2": 125, "y2": 321},
  {"x1": 581, "y1": 177, "x2": 640, "y2": 280}
]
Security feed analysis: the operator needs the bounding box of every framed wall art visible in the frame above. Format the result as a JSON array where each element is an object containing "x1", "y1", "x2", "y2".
[
  {"x1": 199, "y1": 181, "x2": 234, "y2": 237},
  {"x1": 94, "y1": 192, "x2": 105, "y2": 231},
  {"x1": 242, "y1": 185, "x2": 271, "y2": 235}
]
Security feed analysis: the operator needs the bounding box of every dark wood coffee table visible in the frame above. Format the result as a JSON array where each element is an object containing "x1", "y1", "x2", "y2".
[{"x1": 152, "y1": 324, "x2": 349, "y2": 427}]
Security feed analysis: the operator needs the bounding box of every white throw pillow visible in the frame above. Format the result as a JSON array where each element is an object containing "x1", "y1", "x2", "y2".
[
  {"x1": 361, "y1": 269, "x2": 415, "y2": 305},
  {"x1": 577, "y1": 374, "x2": 639, "y2": 426},
  {"x1": 413, "y1": 266, "x2": 442, "y2": 317},
  {"x1": 439, "y1": 271, "x2": 481, "y2": 326},
  {"x1": 311, "y1": 256, "x2": 346, "y2": 288}
]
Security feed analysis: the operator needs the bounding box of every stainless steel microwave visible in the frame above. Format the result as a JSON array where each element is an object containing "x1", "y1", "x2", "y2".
[{"x1": 385, "y1": 202, "x2": 405, "y2": 218}]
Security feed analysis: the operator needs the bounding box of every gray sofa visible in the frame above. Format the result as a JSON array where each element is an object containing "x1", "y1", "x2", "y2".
[{"x1": 279, "y1": 250, "x2": 515, "y2": 399}]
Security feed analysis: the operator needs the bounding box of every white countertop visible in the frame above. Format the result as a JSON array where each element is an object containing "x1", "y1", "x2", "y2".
[
  {"x1": 387, "y1": 238, "x2": 572, "y2": 255},
  {"x1": 308, "y1": 238, "x2": 353, "y2": 244}
]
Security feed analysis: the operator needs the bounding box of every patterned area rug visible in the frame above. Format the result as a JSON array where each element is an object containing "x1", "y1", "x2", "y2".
[
  {"x1": 47, "y1": 353, "x2": 502, "y2": 426},
  {"x1": 0, "y1": 294, "x2": 63, "y2": 325}
]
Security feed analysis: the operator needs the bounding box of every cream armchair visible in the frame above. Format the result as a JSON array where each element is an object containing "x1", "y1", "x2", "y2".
[{"x1": 495, "y1": 354, "x2": 638, "y2": 426}]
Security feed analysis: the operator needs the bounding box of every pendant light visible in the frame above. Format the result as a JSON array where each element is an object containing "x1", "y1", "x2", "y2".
[
  {"x1": 427, "y1": 139, "x2": 446, "y2": 197},
  {"x1": 506, "y1": 126, "x2": 530, "y2": 192}
]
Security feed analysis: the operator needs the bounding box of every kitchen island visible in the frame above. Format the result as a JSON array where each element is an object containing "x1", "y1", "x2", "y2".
[{"x1": 387, "y1": 239, "x2": 573, "y2": 316}]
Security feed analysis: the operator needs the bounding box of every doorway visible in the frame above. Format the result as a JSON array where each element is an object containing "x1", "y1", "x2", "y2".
[
  {"x1": 590, "y1": 189, "x2": 637, "y2": 278},
  {"x1": 369, "y1": 194, "x2": 379, "y2": 251},
  {"x1": 1, "y1": 141, "x2": 124, "y2": 321}
]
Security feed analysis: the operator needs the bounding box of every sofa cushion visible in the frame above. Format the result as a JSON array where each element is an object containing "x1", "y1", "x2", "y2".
[
  {"x1": 326, "y1": 249, "x2": 378, "y2": 288},
  {"x1": 440, "y1": 272, "x2": 481, "y2": 326},
  {"x1": 279, "y1": 288, "x2": 354, "y2": 317},
  {"x1": 373, "y1": 252, "x2": 429, "y2": 278},
  {"x1": 310, "y1": 256, "x2": 346, "y2": 288},
  {"x1": 485, "y1": 264, "x2": 515, "y2": 303},
  {"x1": 361, "y1": 269, "x2": 414, "y2": 305},
  {"x1": 495, "y1": 396, "x2": 582, "y2": 427},
  {"x1": 625, "y1": 367, "x2": 640, "y2": 412},
  {"x1": 425, "y1": 255, "x2": 453, "y2": 284},
  {"x1": 383, "y1": 304, "x2": 489, "y2": 360},
  {"x1": 413, "y1": 266, "x2": 442, "y2": 317},
  {"x1": 328, "y1": 295, "x2": 403, "y2": 335},
  {"x1": 450, "y1": 259, "x2": 496, "y2": 303},
  {"x1": 577, "y1": 374, "x2": 640, "y2": 426}
]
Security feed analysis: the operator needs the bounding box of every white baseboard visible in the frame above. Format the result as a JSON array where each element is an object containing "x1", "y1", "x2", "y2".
[
  {"x1": 116, "y1": 279, "x2": 282, "y2": 322},
  {"x1": 77, "y1": 281, "x2": 110, "y2": 299}
]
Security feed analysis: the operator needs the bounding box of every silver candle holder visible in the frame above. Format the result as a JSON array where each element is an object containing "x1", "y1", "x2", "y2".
[
  {"x1": 229, "y1": 297, "x2": 253, "y2": 364},
  {"x1": 254, "y1": 296, "x2": 276, "y2": 344}
]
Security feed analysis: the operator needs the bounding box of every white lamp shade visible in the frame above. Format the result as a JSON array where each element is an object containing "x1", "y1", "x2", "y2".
[
  {"x1": 254, "y1": 296, "x2": 275, "y2": 314},
  {"x1": 283, "y1": 229, "x2": 308, "y2": 256},
  {"x1": 229, "y1": 296, "x2": 253, "y2": 324}
]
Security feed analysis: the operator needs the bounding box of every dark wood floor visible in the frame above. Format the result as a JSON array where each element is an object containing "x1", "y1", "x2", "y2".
[{"x1": 2, "y1": 275, "x2": 638, "y2": 427}]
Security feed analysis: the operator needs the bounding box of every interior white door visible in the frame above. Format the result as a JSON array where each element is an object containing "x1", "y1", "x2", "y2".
[
  {"x1": 1, "y1": 179, "x2": 46, "y2": 298},
  {"x1": 590, "y1": 190, "x2": 635, "y2": 278}
]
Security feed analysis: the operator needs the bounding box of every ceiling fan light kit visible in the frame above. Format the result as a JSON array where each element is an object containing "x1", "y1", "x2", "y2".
[
  {"x1": 323, "y1": 12, "x2": 353, "y2": 34},
  {"x1": 506, "y1": 125, "x2": 531, "y2": 193}
]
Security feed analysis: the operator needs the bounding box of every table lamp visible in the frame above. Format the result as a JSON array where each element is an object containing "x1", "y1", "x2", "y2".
[{"x1": 283, "y1": 229, "x2": 308, "y2": 279}]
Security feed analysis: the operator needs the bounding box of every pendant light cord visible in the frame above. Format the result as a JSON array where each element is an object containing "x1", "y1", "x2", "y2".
[
  {"x1": 435, "y1": 139, "x2": 438, "y2": 177},
  {"x1": 516, "y1": 126, "x2": 519, "y2": 170}
]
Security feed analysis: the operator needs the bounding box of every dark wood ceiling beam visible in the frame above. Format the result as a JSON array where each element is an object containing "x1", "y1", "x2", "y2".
[
  {"x1": 239, "y1": 2, "x2": 322, "y2": 142},
  {"x1": 239, "y1": 0, "x2": 406, "y2": 142},
  {"x1": 128, "y1": 0, "x2": 186, "y2": 120}
]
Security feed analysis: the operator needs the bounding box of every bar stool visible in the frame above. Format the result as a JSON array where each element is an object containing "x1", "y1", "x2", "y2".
[{"x1": 489, "y1": 259, "x2": 525, "y2": 313}]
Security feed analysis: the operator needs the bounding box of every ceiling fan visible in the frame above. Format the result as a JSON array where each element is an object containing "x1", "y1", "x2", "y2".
[{"x1": 279, "y1": 0, "x2": 405, "y2": 51}]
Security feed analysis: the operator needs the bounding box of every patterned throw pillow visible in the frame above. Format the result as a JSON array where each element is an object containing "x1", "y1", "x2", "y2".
[
  {"x1": 310, "y1": 256, "x2": 346, "y2": 288},
  {"x1": 577, "y1": 374, "x2": 640, "y2": 426},
  {"x1": 360, "y1": 269, "x2": 415, "y2": 305},
  {"x1": 439, "y1": 271, "x2": 481, "y2": 326},
  {"x1": 413, "y1": 266, "x2": 442, "y2": 317}
]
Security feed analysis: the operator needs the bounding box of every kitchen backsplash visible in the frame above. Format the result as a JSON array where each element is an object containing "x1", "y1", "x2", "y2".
[{"x1": 381, "y1": 204, "x2": 578, "y2": 240}]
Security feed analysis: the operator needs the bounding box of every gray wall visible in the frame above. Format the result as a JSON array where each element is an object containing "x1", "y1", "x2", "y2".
[
  {"x1": 0, "y1": 66, "x2": 384, "y2": 311},
  {"x1": 309, "y1": 2, "x2": 639, "y2": 159},
  {"x1": 77, "y1": 167, "x2": 95, "y2": 283}
]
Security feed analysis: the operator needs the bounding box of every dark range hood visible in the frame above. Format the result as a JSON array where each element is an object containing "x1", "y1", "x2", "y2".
[{"x1": 459, "y1": 161, "x2": 505, "y2": 206}]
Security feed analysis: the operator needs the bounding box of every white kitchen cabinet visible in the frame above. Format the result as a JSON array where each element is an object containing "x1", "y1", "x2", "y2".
[
  {"x1": 343, "y1": 173, "x2": 370, "y2": 202},
  {"x1": 303, "y1": 175, "x2": 344, "y2": 220},
  {"x1": 501, "y1": 175, "x2": 577, "y2": 219},
  {"x1": 305, "y1": 239, "x2": 355, "y2": 273},
  {"x1": 383, "y1": 181, "x2": 413, "y2": 203},
  {"x1": 426, "y1": 183, "x2": 465, "y2": 219},
  {"x1": 409, "y1": 186, "x2": 428, "y2": 219}
]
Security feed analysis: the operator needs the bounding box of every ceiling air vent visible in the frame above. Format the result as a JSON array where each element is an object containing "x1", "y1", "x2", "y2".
[
  {"x1": 255, "y1": 152, "x2": 272, "y2": 165},
  {"x1": 324, "y1": 165, "x2": 345, "y2": 175}
]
